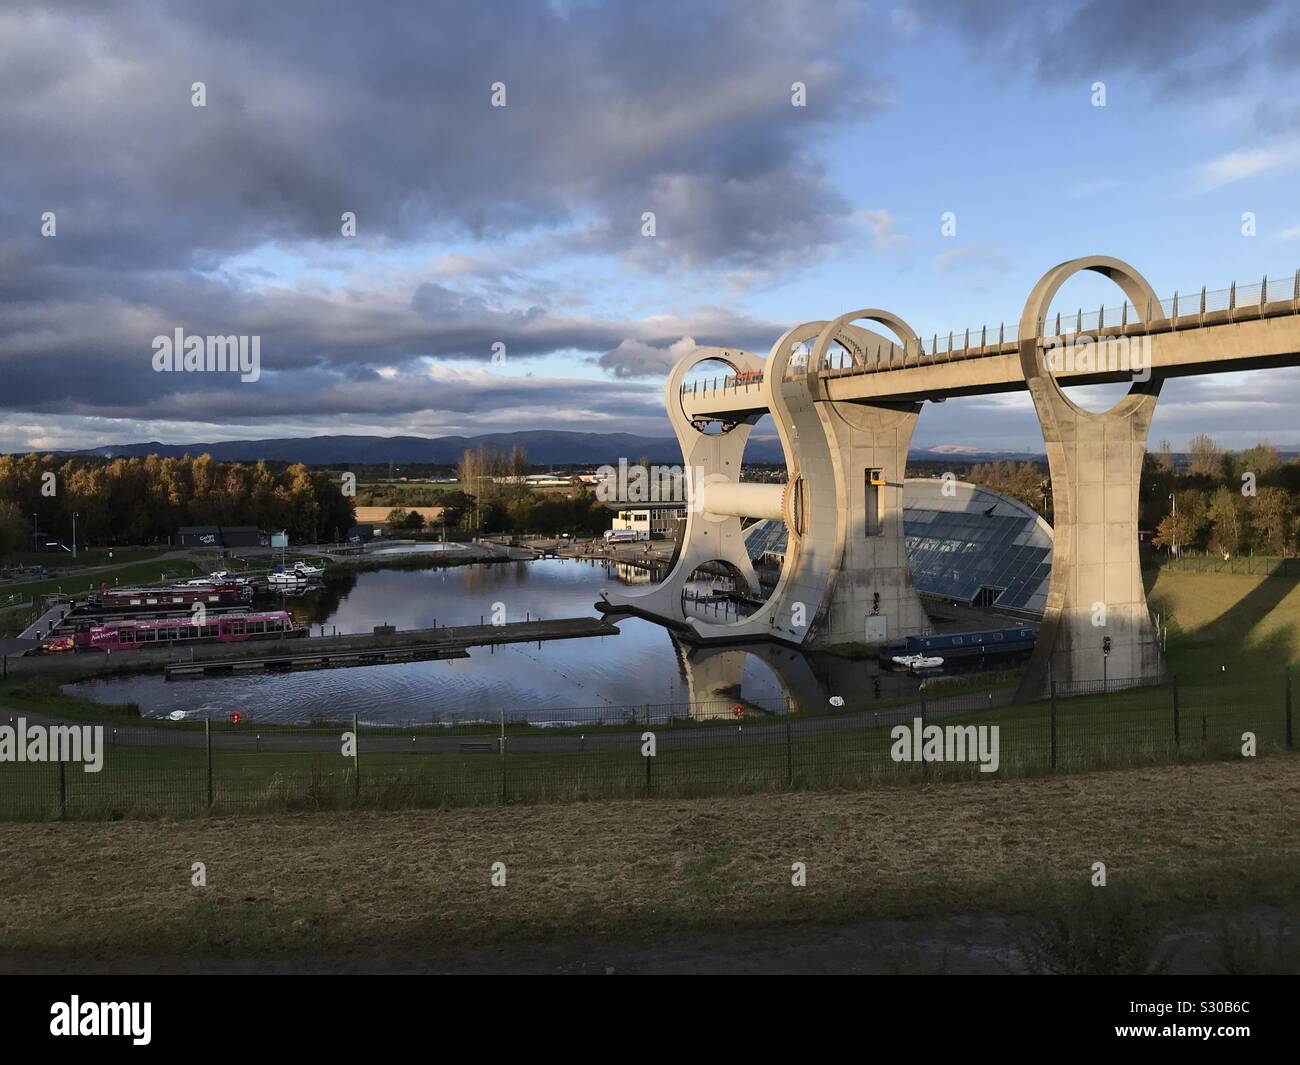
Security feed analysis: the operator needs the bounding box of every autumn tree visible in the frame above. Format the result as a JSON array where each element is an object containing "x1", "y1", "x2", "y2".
[
  {"x1": 1206, "y1": 485, "x2": 1247, "y2": 557},
  {"x1": 1187, "y1": 433, "x2": 1222, "y2": 479},
  {"x1": 0, "y1": 500, "x2": 27, "y2": 563},
  {"x1": 1251, "y1": 487, "x2": 1294, "y2": 555},
  {"x1": 1152, "y1": 489, "x2": 1208, "y2": 556}
]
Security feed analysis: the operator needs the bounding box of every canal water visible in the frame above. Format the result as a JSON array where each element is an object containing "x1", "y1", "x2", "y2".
[{"x1": 66, "y1": 557, "x2": 890, "y2": 724}]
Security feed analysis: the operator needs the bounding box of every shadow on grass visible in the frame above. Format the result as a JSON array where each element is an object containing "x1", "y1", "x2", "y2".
[{"x1": 1153, "y1": 569, "x2": 1300, "y2": 680}]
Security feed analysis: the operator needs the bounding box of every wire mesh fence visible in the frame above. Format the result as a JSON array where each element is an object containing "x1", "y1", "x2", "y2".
[
  {"x1": 1152, "y1": 555, "x2": 1298, "y2": 578},
  {"x1": 0, "y1": 673, "x2": 1293, "y2": 819}
]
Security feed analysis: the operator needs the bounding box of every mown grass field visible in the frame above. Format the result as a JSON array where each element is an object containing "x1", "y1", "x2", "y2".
[
  {"x1": 1147, "y1": 565, "x2": 1300, "y2": 680},
  {"x1": 0, "y1": 757, "x2": 1295, "y2": 969}
]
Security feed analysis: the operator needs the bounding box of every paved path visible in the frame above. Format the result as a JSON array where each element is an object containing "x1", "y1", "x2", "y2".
[{"x1": 14, "y1": 600, "x2": 78, "y2": 642}]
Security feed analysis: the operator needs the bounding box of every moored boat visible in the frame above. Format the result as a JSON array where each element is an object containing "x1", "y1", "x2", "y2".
[{"x1": 69, "y1": 610, "x2": 306, "y2": 652}]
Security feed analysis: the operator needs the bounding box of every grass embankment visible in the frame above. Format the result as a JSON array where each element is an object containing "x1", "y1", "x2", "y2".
[
  {"x1": 3, "y1": 547, "x2": 176, "y2": 571},
  {"x1": 1147, "y1": 566, "x2": 1300, "y2": 681},
  {"x1": 0, "y1": 757, "x2": 1295, "y2": 967},
  {"x1": 0, "y1": 557, "x2": 206, "y2": 615}
]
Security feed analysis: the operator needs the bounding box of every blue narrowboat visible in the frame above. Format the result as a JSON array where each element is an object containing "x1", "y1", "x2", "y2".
[{"x1": 902, "y1": 626, "x2": 1037, "y2": 658}]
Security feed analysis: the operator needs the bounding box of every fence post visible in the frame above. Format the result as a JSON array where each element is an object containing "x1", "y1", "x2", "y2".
[
  {"x1": 1171, "y1": 675, "x2": 1181, "y2": 753},
  {"x1": 1049, "y1": 679, "x2": 1058, "y2": 771},
  {"x1": 353, "y1": 713, "x2": 360, "y2": 801},
  {"x1": 498, "y1": 709, "x2": 506, "y2": 804},
  {"x1": 919, "y1": 687, "x2": 927, "y2": 781},
  {"x1": 57, "y1": 759, "x2": 66, "y2": 820},
  {"x1": 785, "y1": 708, "x2": 793, "y2": 786},
  {"x1": 1286, "y1": 667, "x2": 1294, "y2": 750},
  {"x1": 205, "y1": 718, "x2": 213, "y2": 812}
]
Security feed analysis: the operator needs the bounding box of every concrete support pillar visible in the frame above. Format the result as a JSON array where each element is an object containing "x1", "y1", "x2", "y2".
[
  {"x1": 817, "y1": 400, "x2": 929, "y2": 645},
  {"x1": 799, "y1": 311, "x2": 929, "y2": 647},
  {"x1": 1015, "y1": 257, "x2": 1167, "y2": 700}
]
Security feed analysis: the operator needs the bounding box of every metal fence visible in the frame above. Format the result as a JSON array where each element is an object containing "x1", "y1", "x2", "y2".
[
  {"x1": 1151, "y1": 555, "x2": 1299, "y2": 578},
  {"x1": 0, "y1": 673, "x2": 1293, "y2": 820}
]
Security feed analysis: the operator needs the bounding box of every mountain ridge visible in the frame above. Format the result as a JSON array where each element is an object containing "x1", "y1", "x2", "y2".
[{"x1": 22, "y1": 430, "x2": 1046, "y2": 466}]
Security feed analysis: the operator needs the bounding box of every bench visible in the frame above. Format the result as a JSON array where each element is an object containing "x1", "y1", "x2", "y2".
[{"x1": 459, "y1": 741, "x2": 497, "y2": 753}]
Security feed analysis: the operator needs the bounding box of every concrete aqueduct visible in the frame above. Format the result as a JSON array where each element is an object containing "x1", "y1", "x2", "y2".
[{"x1": 603, "y1": 256, "x2": 1300, "y2": 701}]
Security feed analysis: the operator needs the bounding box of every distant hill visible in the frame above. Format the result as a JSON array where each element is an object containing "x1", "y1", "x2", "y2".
[
  {"x1": 39, "y1": 431, "x2": 1045, "y2": 467},
  {"x1": 68, "y1": 431, "x2": 709, "y2": 466}
]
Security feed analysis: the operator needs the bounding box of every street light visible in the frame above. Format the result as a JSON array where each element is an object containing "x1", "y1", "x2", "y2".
[
  {"x1": 1168, "y1": 493, "x2": 1178, "y2": 558},
  {"x1": 72, "y1": 511, "x2": 78, "y2": 560}
]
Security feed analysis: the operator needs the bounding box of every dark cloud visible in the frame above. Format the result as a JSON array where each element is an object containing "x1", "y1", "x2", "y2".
[
  {"x1": 0, "y1": 0, "x2": 889, "y2": 444},
  {"x1": 1, "y1": 0, "x2": 880, "y2": 271}
]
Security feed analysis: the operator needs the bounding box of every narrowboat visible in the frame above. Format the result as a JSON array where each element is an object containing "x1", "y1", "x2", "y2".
[
  {"x1": 67, "y1": 610, "x2": 306, "y2": 652},
  {"x1": 86, "y1": 581, "x2": 252, "y2": 613}
]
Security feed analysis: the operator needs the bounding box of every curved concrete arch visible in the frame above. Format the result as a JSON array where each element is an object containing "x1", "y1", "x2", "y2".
[
  {"x1": 603, "y1": 345, "x2": 768, "y2": 628},
  {"x1": 604, "y1": 305, "x2": 933, "y2": 652},
  {"x1": 809, "y1": 308, "x2": 920, "y2": 374},
  {"x1": 1016, "y1": 256, "x2": 1168, "y2": 700},
  {"x1": 1018, "y1": 254, "x2": 1166, "y2": 417}
]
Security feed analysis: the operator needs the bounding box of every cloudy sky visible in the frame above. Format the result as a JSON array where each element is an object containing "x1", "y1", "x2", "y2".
[{"x1": 3, "y1": 0, "x2": 1300, "y2": 455}]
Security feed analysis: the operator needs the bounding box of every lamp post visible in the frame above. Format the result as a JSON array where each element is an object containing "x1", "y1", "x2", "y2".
[{"x1": 72, "y1": 511, "x2": 78, "y2": 560}]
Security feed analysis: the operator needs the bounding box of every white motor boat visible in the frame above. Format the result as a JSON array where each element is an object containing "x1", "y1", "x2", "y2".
[
  {"x1": 212, "y1": 570, "x2": 254, "y2": 587},
  {"x1": 891, "y1": 653, "x2": 945, "y2": 672},
  {"x1": 290, "y1": 560, "x2": 325, "y2": 578},
  {"x1": 268, "y1": 568, "x2": 309, "y2": 587}
]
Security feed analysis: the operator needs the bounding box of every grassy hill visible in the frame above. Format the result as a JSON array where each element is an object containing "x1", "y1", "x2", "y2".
[{"x1": 1148, "y1": 567, "x2": 1300, "y2": 681}]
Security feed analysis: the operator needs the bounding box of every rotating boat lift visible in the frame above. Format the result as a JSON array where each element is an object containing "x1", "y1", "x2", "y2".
[
  {"x1": 602, "y1": 308, "x2": 930, "y2": 652},
  {"x1": 602, "y1": 255, "x2": 1300, "y2": 700}
]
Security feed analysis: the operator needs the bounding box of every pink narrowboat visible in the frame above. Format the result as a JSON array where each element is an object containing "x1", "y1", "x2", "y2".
[{"x1": 72, "y1": 611, "x2": 306, "y2": 652}]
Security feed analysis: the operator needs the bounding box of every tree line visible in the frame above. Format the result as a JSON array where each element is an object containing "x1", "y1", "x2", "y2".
[
  {"x1": 0, "y1": 453, "x2": 355, "y2": 561},
  {"x1": 386, "y1": 445, "x2": 609, "y2": 536},
  {"x1": 1146, "y1": 438, "x2": 1300, "y2": 557}
]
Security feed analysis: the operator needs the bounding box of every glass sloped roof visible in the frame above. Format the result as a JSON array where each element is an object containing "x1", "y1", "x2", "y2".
[{"x1": 742, "y1": 478, "x2": 1052, "y2": 615}]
